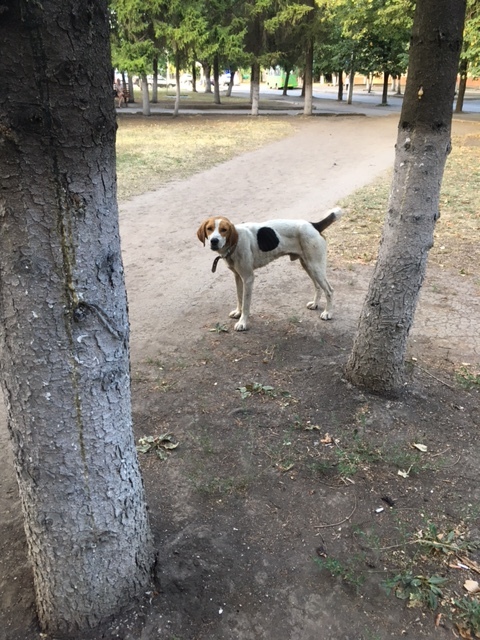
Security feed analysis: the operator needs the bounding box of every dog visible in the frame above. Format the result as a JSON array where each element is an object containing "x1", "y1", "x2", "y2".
[{"x1": 197, "y1": 207, "x2": 343, "y2": 331}]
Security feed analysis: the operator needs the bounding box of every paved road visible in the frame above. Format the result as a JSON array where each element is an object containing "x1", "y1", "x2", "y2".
[{"x1": 120, "y1": 83, "x2": 480, "y2": 120}]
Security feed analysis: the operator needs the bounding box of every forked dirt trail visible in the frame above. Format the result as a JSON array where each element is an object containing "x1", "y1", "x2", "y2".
[{"x1": 1, "y1": 115, "x2": 479, "y2": 640}]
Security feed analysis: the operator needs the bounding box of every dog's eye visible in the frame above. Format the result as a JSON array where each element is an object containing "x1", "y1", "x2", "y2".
[
  {"x1": 219, "y1": 227, "x2": 227, "y2": 233},
  {"x1": 206, "y1": 226, "x2": 214, "y2": 232}
]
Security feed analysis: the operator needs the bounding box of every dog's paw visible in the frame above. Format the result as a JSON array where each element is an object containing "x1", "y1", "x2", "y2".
[
  {"x1": 234, "y1": 320, "x2": 248, "y2": 331},
  {"x1": 306, "y1": 301, "x2": 318, "y2": 310},
  {"x1": 229, "y1": 309, "x2": 241, "y2": 319},
  {"x1": 320, "y1": 310, "x2": 332, "y2": 320}
]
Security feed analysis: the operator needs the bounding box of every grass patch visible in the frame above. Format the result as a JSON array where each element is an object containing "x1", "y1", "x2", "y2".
[
  {"x1": 116, "y1": 116, "x2": 297, "y2": 200},
  {"x1": 455, "y1": 364, "x2": 480, "y2": 390},
  {"x1": 333, "y1": 132, "x2": 480, "y2": 276}
]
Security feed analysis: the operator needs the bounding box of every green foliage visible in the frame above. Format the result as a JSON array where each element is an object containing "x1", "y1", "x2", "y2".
[
  {"x1": 109, "y1": 0, "x2": 421, "y2": 83},
  {"x1": 209, "y1": 322, "x2": 229, "y2": 333},
  {"x1": 383, "y1": 572, "x2": 447, "y2": 610},
  {"x1": 415, "y1": 522, "x2": 478, "y2": 555},
  {"x1": 455, "y1": 365, "x2": 480, "y2": 390},
  {"x1": 314, "y1": 556, "x2": 366, "y2": 591},
  {"x1": 453, "y1": 596, "x2": 480, "y2": 637},
  {"x1": 237, "y1": 382, "x2": 289, "y2": 399},
  {"x1": 462, "y1": 0, "x2": 480, "y2": 76}
]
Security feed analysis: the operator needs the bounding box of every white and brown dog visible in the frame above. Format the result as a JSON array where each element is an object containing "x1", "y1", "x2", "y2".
[{"x1": 197, "y1": 208, "x2": 343, "y2": 331}]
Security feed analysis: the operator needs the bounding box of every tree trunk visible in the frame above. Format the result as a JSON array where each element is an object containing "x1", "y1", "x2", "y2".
[
  {"x1": 251, "y1": 61, "x2": 260, "y2": 116},
  {"x1": 192, "y1": 60, "x2": 198, "y2": 92},
  {"x1": 282, "y1": 69, "x2": 290, "y2": 96},
  {"x1": 455, "y1": 57, "x2": 468, "y2": 113},
  {"x1": 174, "y1": 50, "x2": 181, "y2": 117},
  {"x1": 303, "y1": 40, "x2": 314, "y2": 115},
  {"x1": 345, "y1": 0, "x2": 466, "y2": 396},
  {"x1": 346, "y1": 56, "x2": 355, "y2": 104},
  {"x1": 213, "y1": 53, "x2": 221, "y2": 105},
  {"x1": 0, "y1": 1, "x2": 153, "y2": 635},
  {"x1": 337, "y1": 70, "x2": 344, "y2": 101},
  {"x1": 226, "y1": 66, "x2": 236, "y2": 97},
  {"x1": 381, "y1": 70, "x2": 389, "y2": 105},
  {"x1": 152, "y1": 56, "x2": 159, "y2": 103},
  {"x1": 128, "y1": 74, "x2": 135, "y2": 102},
  {"x1": 203, "y1": 62, "x2": 213, "y2": 93},
  {"x1": 141, "y1": 72, "x2": 151, "y2": 116}
]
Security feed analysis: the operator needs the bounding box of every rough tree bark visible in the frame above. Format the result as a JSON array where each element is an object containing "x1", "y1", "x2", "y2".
[
  {"x1": 0, "y1": 0, "x2": 153, "y2": 636},
  {"x1": 345, "y1": 0, "x2": 466, "y2": 396}
]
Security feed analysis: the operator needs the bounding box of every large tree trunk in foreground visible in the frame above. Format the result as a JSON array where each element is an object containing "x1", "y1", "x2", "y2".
[
  {"x1": 345, "y1": 0, "x2": 466, "y2": 396},
  {"x1": 0, "y1": 1, "x2": 153, "y2": 635}
]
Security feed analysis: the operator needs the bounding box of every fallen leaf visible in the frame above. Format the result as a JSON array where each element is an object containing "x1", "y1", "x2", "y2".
[
  {"x1": 456, "y1": 623, "x2": 474, "y2": 639},
  {"x1": 464, "y1": 579, "x2": 480, "y2": 594},
  {"x1": 412, "y1": 443, "x2": 428, "y2": 452},
  {"x1": 398, "y1": 469, "x2": 410, "y2": 478},
  {"x1": 277, "y1": 463, "x2": 294, "y2": 472},
  {"x1": 320, "y1": 433, "x2": 333, "y2": 444}
]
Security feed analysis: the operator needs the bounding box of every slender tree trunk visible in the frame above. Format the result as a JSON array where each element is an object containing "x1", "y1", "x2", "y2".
[
  {"x1": 152, "y1": 56, "x2": 158, "y2": 103},
  {"x1": 174, "y1": 50, "x2": 181, "y2": 117},
  {"x1": 381, "y1": 71, "x2": 390, "y2": 105},
  {"x1": 304, "y1": 39, "x2": 314, "y2": 115},
  {"x1": 251, "y1": 61, "x2": 260, "y2": 116},
  {"x1": 192, "y1": 60, "x2": 197, "y2": 92},
  {"x1": 203, "y1": 62, "x2": 212, "y2": 93},
  {"x1": 345, "y1": 0, "x2": 467, "y2": 396},
  {"x1": 347, "y1": 54, "x2": 355, "y2": 104},
  {"x1": 226, "y1": 66, "x2": 236, "y2": 97},
  {"x1": 282, "y1": 69, "x2": 290, "y2": 96},
  {"x1": 337, "y1": 70, "x2": 344, "y2": 101},
  {"x1": 128, "y1": 74, "x2": 135, "y2": 102},
  {"x1": 141, "y1": 73, "x2": 151, "y2": 116},
  {"x1": 455, "y1": 57, "x2": 468, "y2": 113},
  {"x1": 213, "y1": 53, "x2": 221, "y2": 105},
  {"x1": 0, "y1": 1, "x2": 153, "y2": 635}
]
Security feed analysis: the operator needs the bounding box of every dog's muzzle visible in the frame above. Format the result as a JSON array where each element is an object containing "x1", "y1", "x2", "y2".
[{"x1": 210, "y1": 237, "x2": 220, "y2": 250}]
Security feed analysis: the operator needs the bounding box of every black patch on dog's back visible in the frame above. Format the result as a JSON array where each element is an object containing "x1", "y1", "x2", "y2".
[{"x1": 257, "y1": 227, "x2": 280, "y2": 252}]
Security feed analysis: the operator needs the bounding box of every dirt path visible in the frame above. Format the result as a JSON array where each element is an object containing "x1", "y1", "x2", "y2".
[
  {"x1": 120, "y1": 116, "x2": 399, "y2": 361},
  {"x1": 1, "y1": 115, "x2": 480, "y2": 640}
]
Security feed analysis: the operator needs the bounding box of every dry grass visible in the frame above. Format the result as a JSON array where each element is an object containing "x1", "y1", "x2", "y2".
[
  {"x1": 333, "y1": 133, "x2": 480, "y2": 278},
  {"x1": 116, "y1": 116, "x2": 297, "y2": 200}
]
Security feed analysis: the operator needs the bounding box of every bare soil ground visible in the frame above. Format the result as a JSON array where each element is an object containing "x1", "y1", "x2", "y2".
[{"x1": 1, "y1": 115, "x2": 479, "y2": 640}]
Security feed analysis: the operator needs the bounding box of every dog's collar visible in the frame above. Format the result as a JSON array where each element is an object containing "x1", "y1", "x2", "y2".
[{"x1": 211, "y1": 243, "x2": 237, "y2": 273}]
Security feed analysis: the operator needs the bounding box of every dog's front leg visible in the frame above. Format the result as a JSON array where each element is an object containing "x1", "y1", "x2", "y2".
[
  {"x1": 229, "y1": 273, "x2": 243, "y2": 320},
  {"x1": 234, "y1": 274, "x2": 254, "y2": 331}
]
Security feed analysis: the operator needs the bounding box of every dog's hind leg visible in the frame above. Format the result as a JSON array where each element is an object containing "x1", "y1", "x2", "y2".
[{"x1": 300, "y1": 259, "x2": 334, "y2": 320}]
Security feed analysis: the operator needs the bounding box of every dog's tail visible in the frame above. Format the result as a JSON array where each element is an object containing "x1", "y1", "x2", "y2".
[{"x1": 311, "y1": 207, "x2": 343, "y2": 234}]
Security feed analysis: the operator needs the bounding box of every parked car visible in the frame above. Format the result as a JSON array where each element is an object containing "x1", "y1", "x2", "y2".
[
  {"x1": 154, "y1": 75, "x2": 176, "y2": 88},
  {"x1": 180, "y1": 73, "x2": 193, "y2": 87}
]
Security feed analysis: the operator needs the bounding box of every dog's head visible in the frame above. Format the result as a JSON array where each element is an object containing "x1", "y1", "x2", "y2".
[{"x1": 197, "y1": 216, "x2": 238, "y2": 253}]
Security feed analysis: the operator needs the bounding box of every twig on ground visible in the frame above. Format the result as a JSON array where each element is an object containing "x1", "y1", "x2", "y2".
[
  {"x1": 416, "y1": 364, "x2": 457, "y2": 390},
  {"x1": 314, "y1": 497, "x2": 357, "y2": 529}
]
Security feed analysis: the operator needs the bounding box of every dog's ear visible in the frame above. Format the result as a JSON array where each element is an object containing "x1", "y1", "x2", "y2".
[
  {"x1": 225, "y1": 221, "x2": 238, "y2": 248},
  {"x1": 197, "y1": 220, "x2": 208, "y2": 246}
]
